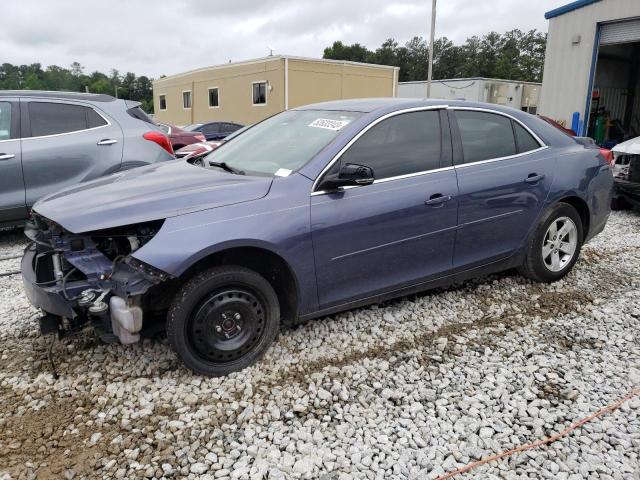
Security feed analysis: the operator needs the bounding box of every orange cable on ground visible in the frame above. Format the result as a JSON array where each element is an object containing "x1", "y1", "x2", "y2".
[{"x1": 435, "y1": 387, "x2": 640, "y2": 480}]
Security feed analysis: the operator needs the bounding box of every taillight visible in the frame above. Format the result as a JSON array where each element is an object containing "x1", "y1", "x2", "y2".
[
  {"x1": 143, "y1": 131, "x2": 174, "y2": 156},
  {"x1": 599, "y1": 148, "x2": 614, "y2": 165},
  {"x1": 195, "y1": 134, "x2": 206, "y2": 142}
]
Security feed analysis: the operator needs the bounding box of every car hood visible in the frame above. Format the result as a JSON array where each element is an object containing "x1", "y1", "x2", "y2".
[
  {"x1": 612, "y1": 136, "x2": 640, "y2": 155},
  {"x1": 33, "y1": 160, "x2": 273, "y2": 233}
]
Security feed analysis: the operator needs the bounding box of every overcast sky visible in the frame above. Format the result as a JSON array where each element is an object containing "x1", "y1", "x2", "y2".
[{"x1": 1, "y1": 0, "x2": 563, "y2": 78}]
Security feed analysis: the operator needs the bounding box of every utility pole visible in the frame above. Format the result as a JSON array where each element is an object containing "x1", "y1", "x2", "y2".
[{"x1": 426, "y1": 0, "x2": 437, "y2": 98}]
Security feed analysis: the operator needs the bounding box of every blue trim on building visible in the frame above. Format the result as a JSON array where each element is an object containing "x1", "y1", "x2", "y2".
[
  {"x1": 545, "y1": 0, "x2": 602, "y2": 19},
  {"x1": 583, "y1": 23, "x2": 602, "y2": 136}
]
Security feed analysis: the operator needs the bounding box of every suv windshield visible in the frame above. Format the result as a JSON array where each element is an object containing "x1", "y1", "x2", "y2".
[{"x1": 204, "y1": 110, "x2": 362, "y2": 176}]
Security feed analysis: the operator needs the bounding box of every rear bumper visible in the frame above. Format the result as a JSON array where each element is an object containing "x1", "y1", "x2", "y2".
[{"x1": 21, "y1": 248, "x2": 75, "y2": 318}]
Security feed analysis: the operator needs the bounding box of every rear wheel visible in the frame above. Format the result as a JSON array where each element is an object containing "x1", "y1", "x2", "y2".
[
  {"x1": 519, "y1": 203, "x2": 583, "y2": 283},
  {"x1": 167, "y1": 266, "x2": 280, "y2": 376}
]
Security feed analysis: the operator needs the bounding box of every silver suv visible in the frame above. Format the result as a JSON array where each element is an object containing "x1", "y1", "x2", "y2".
[{"x1": 0, "y1": 91, "x2": 174, "y2": 227}]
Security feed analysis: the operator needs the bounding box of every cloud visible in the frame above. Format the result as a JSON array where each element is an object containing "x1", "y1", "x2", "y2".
[{"x1": 0, "y1": 0, "x2": 559, "y2": 78}]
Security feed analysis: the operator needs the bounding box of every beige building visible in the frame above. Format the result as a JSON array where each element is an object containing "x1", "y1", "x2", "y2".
[{"x1": 152, "y1": 55, "x2": 399, "y2": 126}]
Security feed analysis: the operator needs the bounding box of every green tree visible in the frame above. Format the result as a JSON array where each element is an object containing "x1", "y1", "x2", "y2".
[
  {"x1": 322, "y1": 29, "x2": 547, "y2": 83},
  {"x1": 0, "y1": 62, "x2": 156, "y2": 112}
]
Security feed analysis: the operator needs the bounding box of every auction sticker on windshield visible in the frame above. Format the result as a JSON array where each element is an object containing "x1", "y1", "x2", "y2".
[{"x1": 308, "y1": 118, "x2": 351, "y2": 131}]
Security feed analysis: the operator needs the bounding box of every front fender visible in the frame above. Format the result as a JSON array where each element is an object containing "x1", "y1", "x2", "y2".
[{"x1": 131, "y1": 174, "x2": 319, "y2": 315}]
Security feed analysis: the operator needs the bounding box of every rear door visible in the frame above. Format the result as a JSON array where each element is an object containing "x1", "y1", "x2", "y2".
[
  {"x1": 20, "y1": 99, "x2": 124, "y2": 206},
  {"x1": 451, "y1": 108, "x2": 555, "y2": 268},
  {"x1": 311, "y1": 108, "x2": 458, "y2": 308},
  {"x1": 0, "y1": 98, "x2": 26, "y2": 222}
]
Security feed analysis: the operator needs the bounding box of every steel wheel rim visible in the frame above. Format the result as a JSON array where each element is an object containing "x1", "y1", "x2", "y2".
[
  {"x1": 542, "y1": 216, "x2": 578, "y2": 272},
  {"x1": 187, "y1": 287, "x2": 266, "y2": 364}
]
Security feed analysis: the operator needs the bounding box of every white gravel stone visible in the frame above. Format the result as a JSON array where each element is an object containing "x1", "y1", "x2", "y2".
[{"x1": 0, "y1": 213, "x2": 639, "y2": 479}]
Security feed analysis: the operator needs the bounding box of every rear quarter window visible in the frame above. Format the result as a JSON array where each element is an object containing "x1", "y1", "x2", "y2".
[{"x1": 127, "y1": 106, "x2": 155, "y2": 125}]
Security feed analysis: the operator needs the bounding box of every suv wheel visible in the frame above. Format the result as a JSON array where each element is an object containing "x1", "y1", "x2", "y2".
[
  {"x1": 167, "y1": 266, "x2": 280, "y2": 376},
  {"x1": 518, "y1": 203, "x2": 583, "y2": 283}
]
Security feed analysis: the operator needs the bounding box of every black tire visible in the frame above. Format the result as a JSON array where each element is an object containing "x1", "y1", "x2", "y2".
[
  {"x1": 518, "y1": 203, "x2": 584, "y2": 283},
  {"x1": 167, "y1": 266, "x2": 280, "y2": 376}
]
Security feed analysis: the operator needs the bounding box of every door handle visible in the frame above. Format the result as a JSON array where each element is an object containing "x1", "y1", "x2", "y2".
[
  {"x1": 97, "y1": 139, "x2": 118, "y2": 146},
  {"x1": 425, "y1": 194, "x2": 452, "y2": 206},
  {"x1": 0, "y1": 153, "x2": 15, "y2": 161},
  {"x1": 525, "y1": 173, "x2": 545, "y2": 183}
]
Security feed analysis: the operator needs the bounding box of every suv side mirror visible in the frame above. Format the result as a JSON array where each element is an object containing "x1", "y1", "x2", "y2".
[{"x1": 318, "y1": 163, "x2": 375, "y2": 191}]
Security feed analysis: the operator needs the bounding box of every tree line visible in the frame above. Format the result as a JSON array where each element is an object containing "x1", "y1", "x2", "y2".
[
  {"x1": 323, "y1": 29, "x2": 547, "y2": 83},
  {"x1": 0, "y1": 62, "x2": 154, "y2": 113}
]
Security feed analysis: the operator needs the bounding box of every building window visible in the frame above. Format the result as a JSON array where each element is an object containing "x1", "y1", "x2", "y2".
[
  {"x1": 182, "y1": 91, "x2": 192, "y2": 109},
  {"x1": 252, "y1": 81, "x2": 267, "y2": 105},
  {"x1": 159, "y1": 95, "x2": 167, "y2": 111},
  {"x1": 208, "y1": 88, "x2": 219, "y2": 108}
]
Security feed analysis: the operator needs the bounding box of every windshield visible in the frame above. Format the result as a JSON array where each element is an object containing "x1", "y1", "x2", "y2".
[
  {"x1": 183, "y1": 123, "x2": 203, "y2": 132},
  {"x1": 204, "y1": 110, "x2": 362, "y2": 176}
]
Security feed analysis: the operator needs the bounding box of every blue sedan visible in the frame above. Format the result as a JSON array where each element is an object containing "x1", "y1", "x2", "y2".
[{"x1": 22, "y1": 98, "x2": 613, "y2": 376}]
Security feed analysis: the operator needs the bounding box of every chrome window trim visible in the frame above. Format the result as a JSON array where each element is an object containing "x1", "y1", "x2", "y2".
[
  {"x1": 20, "y1": 106, "x2": 112, "y2": 142},
  {"x1": 454, "y1": 145, "x2": 550, "y2": 169},
  {"x1": 311, "y1": 105, "x2": 449, "y2": 195},
  {"x1": 448, "y1": 106, "x2": 549, "y2": 167},
  {"x1": 310, "y1": 166, "x2": 455, "y2": 196}
]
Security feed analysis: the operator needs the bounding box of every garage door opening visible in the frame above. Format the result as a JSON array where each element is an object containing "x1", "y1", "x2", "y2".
[{"x1": 587, "y1": 19, "x2": 640, "y2": 148}]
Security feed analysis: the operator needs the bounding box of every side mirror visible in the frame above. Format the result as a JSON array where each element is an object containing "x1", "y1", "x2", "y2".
[{"x1": 318, "y1": 163, "x2": 375, "y2": 191}]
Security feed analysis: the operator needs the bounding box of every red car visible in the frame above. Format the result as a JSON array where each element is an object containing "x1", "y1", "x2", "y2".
[
  {"x1": 157, "y1": 123, "x2": 206, "y2": 151},
  {"x1": 174, "y1": 141, "x2": 223, "y2": 159},
  {"x1": 175, "y1": 125, "x2": 251, "y2": 159}
]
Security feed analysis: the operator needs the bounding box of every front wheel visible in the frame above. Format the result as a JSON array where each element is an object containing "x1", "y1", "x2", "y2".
[
  {"x1": 167, "y1": 266, "x2": 280, "y2": 376},
  {"x1": 518, "y1": 203, "x2": 583, "y2": 283}
]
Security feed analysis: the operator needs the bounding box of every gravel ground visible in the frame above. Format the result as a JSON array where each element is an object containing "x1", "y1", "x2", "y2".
[{"x1": 0, "y1": 212, "x2": 638, "y2": 480}]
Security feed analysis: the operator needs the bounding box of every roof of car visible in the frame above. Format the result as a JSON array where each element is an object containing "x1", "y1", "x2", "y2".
[
  {"x1": 296, "y1": 97, "x2": 524, "y2": 115},
  {"x1": 0, "y1": 90, "x2": 116, "y2": 102}
]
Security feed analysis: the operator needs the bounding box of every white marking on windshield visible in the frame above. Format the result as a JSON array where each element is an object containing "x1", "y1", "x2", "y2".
[
  {"x1": 274, "y1": 168, "x2": 292, "y2": 177},
  {"x1": 308, "y1": 118, "x2": 351, "y2": 131}
]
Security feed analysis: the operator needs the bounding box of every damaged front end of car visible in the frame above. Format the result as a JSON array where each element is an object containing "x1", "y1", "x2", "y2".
[{"x1": 22, "y1": 214, "x2": 172, "y2": 344}]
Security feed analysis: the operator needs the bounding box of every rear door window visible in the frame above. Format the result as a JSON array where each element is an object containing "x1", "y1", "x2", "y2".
[
  {"x1": 338, "y1": 110, "x2": 442, "y2": 180},
  {"x1": 28, "y1": 102, "x2": 107, "y2": 137},
  {"x1": 0, "y1": 102, "x2": 11, "y2": 140},
  {"x1": 455, "y1": 110, "x2": 517, "y2": 163}
]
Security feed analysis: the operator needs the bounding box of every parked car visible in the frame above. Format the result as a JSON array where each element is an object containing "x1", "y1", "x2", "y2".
[
  {"x1": 22, "y1": 99, "x2": 613, "y2": 376},
  {"x1": 183, "y1": 121, "x2": 244, "y2": 141},
  {"x1": 157, "y1": 122, "x2": 205, "y2": 150},
  {"x1": 0, "y1": 91, "x2": 174, "y2": 227},
  {"x1": 611, "y1": 136, "x2": 640, "y2": 210},
  {"x1": 175, "y1": 125, "x2": 251, "y2": 159}
]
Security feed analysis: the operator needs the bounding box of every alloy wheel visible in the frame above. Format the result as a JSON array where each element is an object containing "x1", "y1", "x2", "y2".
[{"x1": 542, "y1": 216, "x2": 578, "y2": 272}]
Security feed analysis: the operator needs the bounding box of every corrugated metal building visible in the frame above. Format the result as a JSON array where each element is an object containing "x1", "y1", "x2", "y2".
[
  {"x1": 397, "y1": 78, "x2": 541, "y2": 112},
  {"x1": 539, "y1": 0, "x2": 640, "y2": 142},
  {"x1": 152, "y1": 56, "x2": 399, "y2": 126}
]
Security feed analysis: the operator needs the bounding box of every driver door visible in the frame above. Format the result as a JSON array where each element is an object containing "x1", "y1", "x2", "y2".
[{"x1": 310, "y1": 108, "x2": 459, "y2": 308}]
